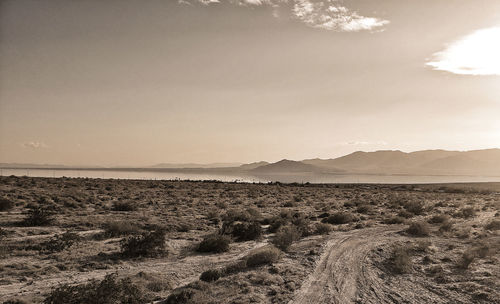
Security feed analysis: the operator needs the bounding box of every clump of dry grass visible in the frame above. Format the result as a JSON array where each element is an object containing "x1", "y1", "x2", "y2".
[
  {"x1": 196, "y1": 233, "x2": 231, "y2": 253},
  {"x1": 390, "y1": 245, "x2": 413, "y2": 274},
  {"x1": 120, "y1": 229, "x2": 166, "y2": 258},
  {"x1": 0, "y1": 198, "x2": 15, "y2": 211},
  {"x1": 323, "y1": 212, "x2": 355, "y2": 225},
  {"x1": 272, "y1": 225, "x2": 300, "y2": 251},
  {"x1": 43, "y1": 274, "x2": 150, "y2": 304},
  {"x1": 406, "y1": 221, "x2": 430, "y2": 237},
  {"x1": 245, "y1": 246, "x2": 281, "y2": 267}
]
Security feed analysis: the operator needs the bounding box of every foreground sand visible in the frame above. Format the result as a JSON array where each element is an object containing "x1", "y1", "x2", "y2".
[{"x1": 1, "y1": 176, "x2": 499, "y2": 303}]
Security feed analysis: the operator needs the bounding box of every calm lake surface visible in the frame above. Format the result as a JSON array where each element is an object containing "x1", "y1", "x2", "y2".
[{"x1": 2, "y1": 168, "x2": 500, "y2": 184}]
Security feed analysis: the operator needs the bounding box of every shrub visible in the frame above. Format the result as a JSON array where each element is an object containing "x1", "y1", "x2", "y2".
[
  {"x1": 0, "y1": 198, "x2": 15, "y2": 211},
  {"x1": 226, "y1": 221, "x2": 262, "y2": 242},
  {"x1": 104, "y1": 221, "x2": 140, "y2": 237},
  {"x1": 120, "y1": 229, "x2": 166, "y2": 257},
  {"x1": 112, "y1": 201, "x2": 138, "y2": 212},
  {"x1": 43, "y1": 274, "x2": 149, "y2": 304},
  {"x1": 428, "y1": 214, "x2": 449, "y2": 224},
  {"x1": 457, "y1": 250, "x2": 475, "y2": 269},
  {"x1": 40, "y1": 232, "x2": 81, "y2": 253},
  {"x1": 406, "y1": 221, "x2": 430, "y2": 237},
  {"x1": 196, "y1": 234, "x2": 230, "y2": 253},
  {"x1": 356, "y1": 205, "x2": 371, "y2": 214},
  {"x1": 3, "y1": 300, "x2": 27, "y2": 304},
  {"x1": 323, "y1": 212, "x2": 355, "y2": 225},
  {"x1": 23, "y1": 207, "x2": 54, "y2": 226},
  {"x1": 314, "y1": 223, "x2": 333, "y2": 235},
  {"x1": 485, "y1": 220, "x2": 500, "y2": 231},
  {"x1": 272, "y1": 225, "x2": 300, "y2": 251},
  {"x1": 439, "y1": 221, "x2": 454, "y2": 232},
  {"x1": 165, "y1": 281, "x2": 214, "y2": 304},
  {"x1": 404, "y1": 201, "x2": 425, "y2": 215},
  {"x1": 390, "y1": 246, "x2": 412, "y2": 274},
  {"x1": 458, "y1": 207, "x2": 476, "y2": 218},
  {"x1": 245, "y1": 246, "x2": 281, "y2": 267},
  {"x1": 200, "y1": 268, "x2": 224, "y2": 282},
  {"x1": 384, "y1": 216, "x2": 405, "y2": 224}
]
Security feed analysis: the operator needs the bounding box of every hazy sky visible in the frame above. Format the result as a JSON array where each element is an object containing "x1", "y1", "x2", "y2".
[{"x1": 1, "y1": 0, "x2": 499, "y2": 166}]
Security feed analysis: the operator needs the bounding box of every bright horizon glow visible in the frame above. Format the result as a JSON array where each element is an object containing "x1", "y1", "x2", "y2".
[{"x1": 427, "y1": 26, "x2": 500, "y2": 75}]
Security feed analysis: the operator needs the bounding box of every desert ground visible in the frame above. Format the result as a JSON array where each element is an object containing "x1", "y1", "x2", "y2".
[{"x1": 0, "y1": 176, "x2": 499, "y2": 303}]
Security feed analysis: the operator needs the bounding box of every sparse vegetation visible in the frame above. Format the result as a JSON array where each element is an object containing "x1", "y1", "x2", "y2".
[
  {"x1": 120, "y1": 229, "x2": 166, "y2": 257},
  {"x1": 406, "y1": 221, "x2": 430, "y2": 237},
  {"x1": 272, "y1": 225, "x2": 300, "y2": 251},
  {"x1": 0, "y1": 198, "x2": 15, "y2": 211},
  {"x1": 196, "y1": 233, "x2": 230, "y2": 253},
  {"x1": 1, "y1": 176, "x2": 499, "y2": 303},
  {"x1": 244, "y1": 246, "x2": 281, "y2": 267},
  {"x1": 43, "y1": 274, "x2": 149, "y2": 304},
  {"x1": 22, "y1": 206, "x2": 54, "y2": 226}
]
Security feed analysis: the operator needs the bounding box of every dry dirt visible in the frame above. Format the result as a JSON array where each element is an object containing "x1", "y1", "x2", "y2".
[{"x1": 1, "y1": 176, "x2": 499, "y2": 303}]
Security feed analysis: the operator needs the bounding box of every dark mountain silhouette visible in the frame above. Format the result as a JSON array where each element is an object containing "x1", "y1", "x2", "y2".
[
  {"x1": 251, "y1": 159, "x2": 321, "y2": 173},
  {"x1": 302, "y1": 149, "x2": 500, "y2": 175},
  {"x1": 239, "y1": 161, "x2": 269, "y2": 170}
]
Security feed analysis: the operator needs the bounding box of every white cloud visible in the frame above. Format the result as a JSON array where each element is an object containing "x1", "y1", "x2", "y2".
[
  {"x1": 292, "y1": 0, "x2": 389, "y2": 32},
  {"x1": 22, "y1": 141, "x2": 48, "y2": 149},
  {"x1": 184, "y1": 0, "x2": 389, "y2": 32},
  {"x1": 427, "y1": 26, "x2": 500, "y2": 76}
]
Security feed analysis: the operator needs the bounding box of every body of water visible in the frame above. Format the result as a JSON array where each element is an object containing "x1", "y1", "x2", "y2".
[{"x1": 2, "y1": 168, "x2": 500, "y2": 184}]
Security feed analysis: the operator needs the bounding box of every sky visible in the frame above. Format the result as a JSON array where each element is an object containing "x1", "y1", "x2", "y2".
[{"x1": 1, "y1": 0, "x2": 499, "y2": 166}]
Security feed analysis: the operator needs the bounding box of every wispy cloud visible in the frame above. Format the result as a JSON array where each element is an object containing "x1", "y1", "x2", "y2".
[
  {"x1": 292, "y1": 0, "x2": 389, "y2": 32},
  {"x1": 426, "y1": 26, "x2": 500, "y2": 76},
  {"x1": 22, "y1": 141, "x2": 48, "y2": 149},
  {"x1": 181, "y1": 0, "x2": 389, "y2": 32}
]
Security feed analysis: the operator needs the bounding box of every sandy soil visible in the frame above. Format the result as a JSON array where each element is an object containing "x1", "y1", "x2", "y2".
[{"x1": 0, "y1": 176, "x2": 499, "y2": 303}]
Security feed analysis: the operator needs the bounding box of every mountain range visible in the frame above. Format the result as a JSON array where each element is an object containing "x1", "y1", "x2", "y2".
[
  {"x1": 2, "y1": 149, "x2": 499, "y2": 177},
  {"x1": 243, "y1": 149, "x2": 500, "y2": 176}
]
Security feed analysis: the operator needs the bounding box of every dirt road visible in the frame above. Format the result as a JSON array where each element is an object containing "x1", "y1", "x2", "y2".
[{"x1": 289, "y1": 226, "x2": 469, "y2": 304}]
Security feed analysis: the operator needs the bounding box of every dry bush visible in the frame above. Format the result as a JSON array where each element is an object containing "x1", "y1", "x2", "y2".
[
  {"x1": 112, "y1": 200, "x2": 138, "y2": 212},
  {"x1": 43, "y1": 274, "x2": 149, "y2": 304},
  {"x1": 356, "y1": 204, "x2": 371, "y2": 214},
  {"x1": 439, "y1": 221, "x2": 454, "y2": 233},
  {"x1": 314, "y1": 222, "x2": 333, "y2": 235},
  {"x1": 390, "y1": 246, "x2": 413, "y2": 274},
  {"x1": 165, "y1": 281, "x2": 214, "y2": 304},
  {"x1": 272, "y1": 225, "x2": 300, "y2": 251},
  {"x1": 323, "y1": 212, "x2": 355, "y2": 225},
  {"x1": 456, "y1": 207, "x2": 476, "y2": 219},
  {"x1": 200, "y1": 268, "x2": 224, "y2": 282},
  {"x1": 22, "y1": 207, "x2": 54, "y2": 226},
  {"x1": 104, "y1": 221, "x2": 141, "y2": 237},
  {"x1": 196, "y1": 233, "x2": 230, "y2": 253},
  {"x1": 120, "y1": 230, "x2": 166, "y2": 258},
  {"x1": 0, "y1": 198, "x2": 15, "y2": 211},
  {"x1": 485, "y1": 220, "x2": 500, "y2": 231},
  {"x1": 384, "y1": 216, "x2": 405, "y2": 224},
  {"x1": 404, "y1": 201, "x2": 425, "y2": 215},
  {"x1": 457, "y1": 250, "x2": 476, "y2": 270},
  {"x1": 39, "y1": 231, "x2": 81, "y2": 253},
  {"x1": 428, "y1": 214, "x2": 450, "y2": 224},
  {"x1": 406, "y1": 221, "x2": 430, "y2": 237},
  {"x1": 225, "y1": 221, "x2": 262, "y2": 242},
  {"x1": 245, "y1": 246, "x2": 281, "y2": 267}
]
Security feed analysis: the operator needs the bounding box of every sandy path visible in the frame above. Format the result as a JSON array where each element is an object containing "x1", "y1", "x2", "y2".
[{"x1": 289, "y1": 226, "x2": 468, "y2": 304}]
